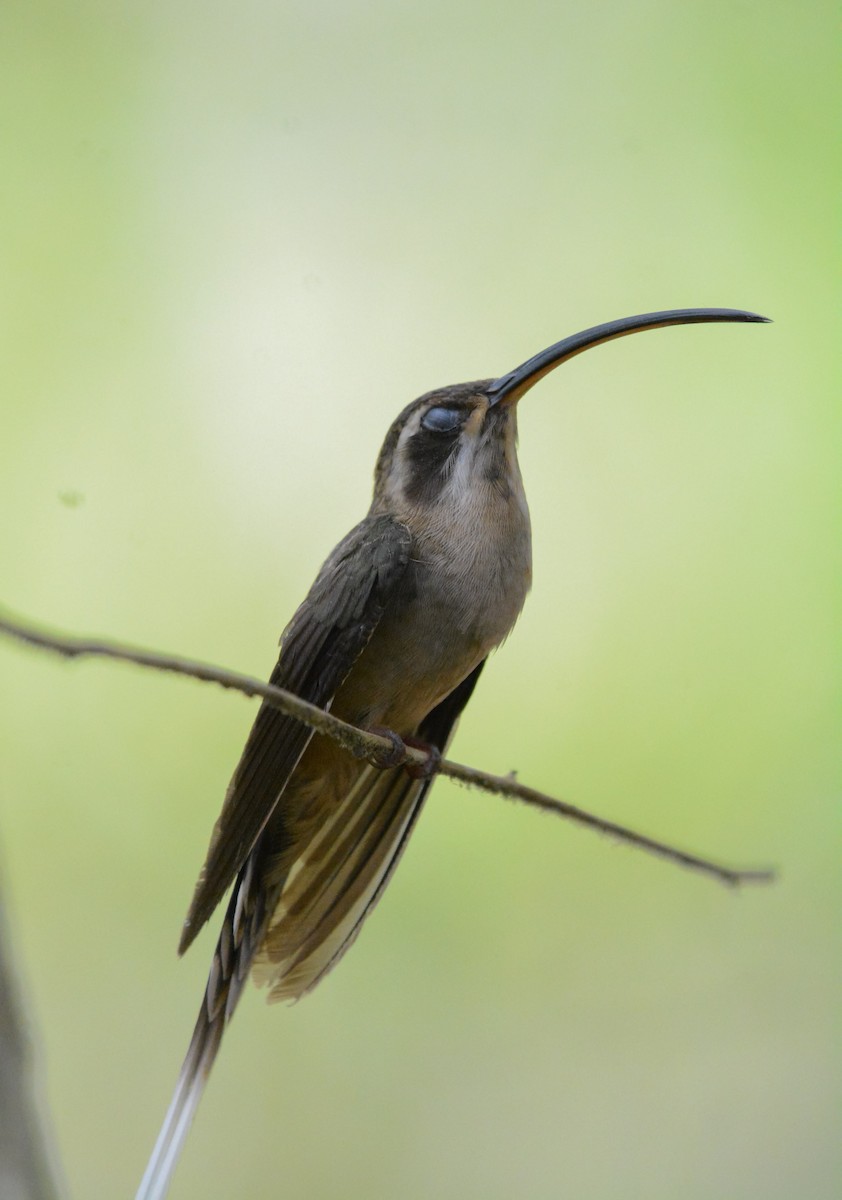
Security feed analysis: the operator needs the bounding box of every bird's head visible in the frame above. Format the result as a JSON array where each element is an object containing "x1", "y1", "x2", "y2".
[{"x1": 371, "y1": 307, "x2": 769, "y2": 521}]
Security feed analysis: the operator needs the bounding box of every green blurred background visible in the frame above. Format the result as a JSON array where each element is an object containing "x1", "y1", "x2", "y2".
[{"x1": 1, "y1": 2, "x2": 837, "y2": 1198}]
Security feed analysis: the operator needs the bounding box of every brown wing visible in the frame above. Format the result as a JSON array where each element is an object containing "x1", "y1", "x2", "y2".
[
  {"x1": 178, "y1": 514, "x2": 412, "y2": 954},
  {"x1": 252, "y1": 658, "x2": 487, "y2": 1000}
]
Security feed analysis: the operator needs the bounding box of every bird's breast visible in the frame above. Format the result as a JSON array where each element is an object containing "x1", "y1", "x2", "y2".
[{"x1": 335, "y1": 493, "x2": 532, "y2": 733}]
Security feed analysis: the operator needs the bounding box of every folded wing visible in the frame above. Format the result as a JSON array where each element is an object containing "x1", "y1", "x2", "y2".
[{"x1": 179, "y1": 513, "x2": 413, "y2": 954}]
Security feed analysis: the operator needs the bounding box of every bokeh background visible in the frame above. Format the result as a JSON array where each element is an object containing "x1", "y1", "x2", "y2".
[{"x1": 1, "y1": 3, "x2": 837, "y2": 1198}]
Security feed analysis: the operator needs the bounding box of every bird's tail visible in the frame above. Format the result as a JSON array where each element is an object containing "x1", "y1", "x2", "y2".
[
  {"x1": 136, "y1": 853, "x2": 266, "y2": 1200},
  {"x1": 134, "y1": 661, "x2": 485, "y2": 1197},
  {"x1": 134, "y1": 1001, "x2": 224, "y2": 1200}
]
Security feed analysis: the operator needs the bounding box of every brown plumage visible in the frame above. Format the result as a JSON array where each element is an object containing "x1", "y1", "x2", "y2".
[{"x1": 137, "y1": 308, "x2": 768, "y2": 1199}]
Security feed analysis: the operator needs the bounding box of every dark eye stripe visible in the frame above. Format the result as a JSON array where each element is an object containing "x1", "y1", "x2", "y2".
[
  {"x1": 404, "y1": 414, "x2": 462, "y2": 504},
  {"x1": 420, "y1": 405, "x2": 465, "y2": 433}
]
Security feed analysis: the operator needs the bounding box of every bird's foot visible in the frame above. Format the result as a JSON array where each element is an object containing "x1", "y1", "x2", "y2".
[
  {"x1": 366, "y1": 726, "x2": 408, "y2": 769},
  {"x1": 401, "y1": 735, "x2": 442, "y2": 780},
  {"x1": 365, "y1": 728, "x2": 440, "y2": 779}
]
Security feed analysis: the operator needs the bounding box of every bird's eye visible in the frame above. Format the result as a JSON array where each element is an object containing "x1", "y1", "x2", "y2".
[{"x1": 420, "y1": 405, "x2": 464, "y2": 434}]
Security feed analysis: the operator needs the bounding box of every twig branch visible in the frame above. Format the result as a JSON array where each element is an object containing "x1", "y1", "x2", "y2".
[{"x1": 0, "y1": 607, "x2": 776, "y2": 889}]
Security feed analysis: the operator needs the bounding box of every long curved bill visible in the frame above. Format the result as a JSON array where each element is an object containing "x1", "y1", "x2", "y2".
[{"x1": 486, "y1": 307, "x2": 770, "y2": 407}]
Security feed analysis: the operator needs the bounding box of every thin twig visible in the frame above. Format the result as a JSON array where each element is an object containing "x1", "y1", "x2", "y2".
[
  {"x1": 442, "y1": 762, "x2": 774, "y2": 886},
  {"x1": 0, "y1": 607, "x2": 776, "y2": 888}
]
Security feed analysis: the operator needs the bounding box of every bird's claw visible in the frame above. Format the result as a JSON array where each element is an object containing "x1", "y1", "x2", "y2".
[
  {"x1": 402, "y1": 737, "x2": 441, "y2": 780},
  {"x1": 367, "y1": 726, "x2": 407, "y2": 768},
  {"x1": 366, "y1": 728, "x2": 440, "y2": 778}
]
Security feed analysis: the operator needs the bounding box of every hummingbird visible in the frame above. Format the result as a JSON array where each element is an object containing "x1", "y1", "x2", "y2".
[{"x1": 137, "y1": 307, "x2": 767, "y2": 1199}]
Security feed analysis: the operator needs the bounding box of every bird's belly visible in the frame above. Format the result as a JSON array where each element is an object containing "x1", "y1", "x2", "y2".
[{"x1": 335, "y1": 627, "x2": 479, "y2": 733}]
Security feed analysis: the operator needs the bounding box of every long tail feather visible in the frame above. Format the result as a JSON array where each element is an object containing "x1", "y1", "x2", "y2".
[
  {"x1": 135, "y1": 1005, "x2": 223, "y2": 1200},
  {"x1": 136, "y1": 853, "x2": 266, "y2": 1200}
]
